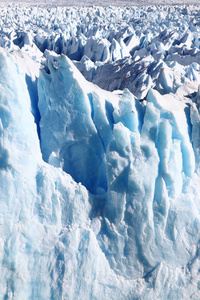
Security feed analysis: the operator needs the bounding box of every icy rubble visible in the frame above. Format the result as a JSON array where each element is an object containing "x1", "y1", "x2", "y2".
[
  {"x1": 0, "y1": 3, "x2": 200, "y2": 300},
  {"x1": 3, "y1": 4, "x2": 200, "y2": 98}
]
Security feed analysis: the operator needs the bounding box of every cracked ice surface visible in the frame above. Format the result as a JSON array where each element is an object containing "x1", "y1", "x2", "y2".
[{"x1": 0, "y1": 3, "x2": 200, "y2": 300}]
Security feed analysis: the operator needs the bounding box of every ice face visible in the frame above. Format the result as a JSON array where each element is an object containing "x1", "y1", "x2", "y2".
[
  {"x1": 0, "y1": 3, "x2": 200, "y2": 300},
  {"x1": 38, "y1": 55, "x2": 108, "y2": 194},
  {"x1": 0, "y1": 48, "x2": 124, "y2": 300}
]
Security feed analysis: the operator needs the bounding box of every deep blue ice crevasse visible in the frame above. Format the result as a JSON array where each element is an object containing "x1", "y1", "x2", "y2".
[{"x1": 25, "y1": 74, "x2": 41, "y2": 141}]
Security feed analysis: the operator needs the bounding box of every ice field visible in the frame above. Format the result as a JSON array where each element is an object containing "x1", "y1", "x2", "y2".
[{"x1": 0, "y1": 3, "x2": 200, "y2": 299}]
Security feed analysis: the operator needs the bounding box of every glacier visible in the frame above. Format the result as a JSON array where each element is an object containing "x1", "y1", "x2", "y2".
[{"x1": 0, "y1": 3, "x2": 200, "y2": 300}]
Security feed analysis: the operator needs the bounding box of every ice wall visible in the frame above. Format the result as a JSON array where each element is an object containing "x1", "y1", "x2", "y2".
[
  {"x1": 0, "y1": 4, "x2": 200, "y2": 300},
  {"x1": 36, "y1": 52, "x2": 200, "y2": 299},
  {"x1": 0, "y1": 49, "x2": 129, "y2": 300}
]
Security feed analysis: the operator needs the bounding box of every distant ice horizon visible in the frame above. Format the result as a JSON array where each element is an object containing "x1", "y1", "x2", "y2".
[{"x1": 1, "y1": 0, "x2": 200, "y2": 6}]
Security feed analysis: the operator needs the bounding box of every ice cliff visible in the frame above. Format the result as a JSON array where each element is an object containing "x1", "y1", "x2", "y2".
[{"x1": 0, "y1": 3, "x2": 200, "y2": 300}]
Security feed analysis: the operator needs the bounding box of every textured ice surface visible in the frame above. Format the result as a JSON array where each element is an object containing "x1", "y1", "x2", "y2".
[{"x1": 0, "y1": 3, "x2": 200, "y2": 300}]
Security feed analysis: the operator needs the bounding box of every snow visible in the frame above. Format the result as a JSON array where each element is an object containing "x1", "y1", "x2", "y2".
[{"x1": 0, "y1": 3, "x2": 200, "y2": 300}]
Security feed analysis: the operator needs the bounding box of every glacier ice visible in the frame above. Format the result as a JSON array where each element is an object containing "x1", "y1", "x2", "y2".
[{"x1": 0, "y1": 3, "x2": 200, "y2": 300}]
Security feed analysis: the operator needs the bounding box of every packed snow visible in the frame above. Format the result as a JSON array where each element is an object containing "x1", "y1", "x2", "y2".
[{"x1": 0, "y1": 3, "x2": 200, "y2": 300}]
